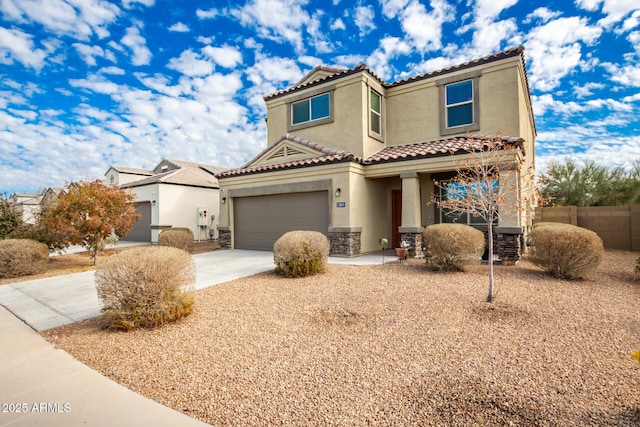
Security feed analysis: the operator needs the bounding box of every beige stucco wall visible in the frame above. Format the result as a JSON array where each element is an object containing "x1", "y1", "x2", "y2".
[
  {"x1": 265, "y1": 74, "x2": 387, "y2": 159},
  {"x1": 130, "y1": 184, "x2": 219, "y2": 242},
  {"x1": 385, "y1": 57, "x2": 525, "y2": 147}
]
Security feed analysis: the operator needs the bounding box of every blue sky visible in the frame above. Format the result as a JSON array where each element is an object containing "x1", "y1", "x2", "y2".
[{"x1": 1, "y1": 0, "x2": 639, "y2": 195}]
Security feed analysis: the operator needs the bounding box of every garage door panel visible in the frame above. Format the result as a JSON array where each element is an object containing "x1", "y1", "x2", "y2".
[
  {"x1": 125, "y1": 202, "x2": 151, "y2": 242},
  {"x1": 234, "y1": 191, "x2": 329, "y2": 251}
]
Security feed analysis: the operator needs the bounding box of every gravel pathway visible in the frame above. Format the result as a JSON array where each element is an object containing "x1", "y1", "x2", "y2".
[{"x1": 43, "y1": 251, "x2": 640, "y2": 426}]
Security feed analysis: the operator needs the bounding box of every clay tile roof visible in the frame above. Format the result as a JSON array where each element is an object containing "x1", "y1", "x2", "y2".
[
  {"x1": 388, "y1": 46, "x2": 525, "y2": 88},
  {"x1": 364, "y1": 134, "x2": 525, "y2": 164},
  {"x1": 264, "y1": 63, "x2": 384, "y2": 101},
  {"x1": 215, "y1": 134, "x2": 359, "y2": 178}
]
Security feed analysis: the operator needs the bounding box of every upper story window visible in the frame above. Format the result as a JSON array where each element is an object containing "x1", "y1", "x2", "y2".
[
  {"x1": 370, "y1": 89, "x2": 382, "y2": 135},
  {"x1": 292, "y1": 93, "x2": 330, "y2": 125},
  {"x1": 287, "y1": 87, "x2": 335, "y2": 132},
  {"x1": 438, "y1": 71, "x2": 481, "y2": 136},
  {"x1": 445, "y1": 80, "x2": 473, "y2": 128}
]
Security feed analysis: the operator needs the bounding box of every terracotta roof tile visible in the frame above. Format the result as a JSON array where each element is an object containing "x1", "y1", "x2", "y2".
[
  {"x1": 216, "y1": 134, "x2": 524, "y2": 179},
  {"x1": 365, "y1": 135, "x2": 525, "y2": 164},
  {"x1": 216, "y1": 134, "x2": 358, "y2": 178}
]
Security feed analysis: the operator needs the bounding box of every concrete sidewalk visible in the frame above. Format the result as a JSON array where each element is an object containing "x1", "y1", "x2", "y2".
[
  {"x1": 0, "y1": 305, "x2": 210, "y2": 427},
  {"x1": 0, "y1": 248, "x2": 390, "y2": 427}
]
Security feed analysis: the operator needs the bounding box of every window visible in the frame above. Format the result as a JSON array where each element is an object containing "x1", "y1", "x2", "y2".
[
  {"x1": 292, "y1": 93, "x2": 330, "y2": 125},
  {"x1": 445, "y1": 80, "x2": 473, "y2": 128},
  {"x1": 439, "y1": 180, "x2": 498, "y2": 225},
  {"x1": 370, "y1": 89, "x2": 382, "y2": 135},
  {"x1": 438, "y1": 72, "x2": 480, "y2": 136}
]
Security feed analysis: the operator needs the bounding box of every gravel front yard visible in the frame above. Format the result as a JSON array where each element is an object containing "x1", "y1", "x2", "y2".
[{"x1": 43, "y1": 251, "x2": 640, "y2": 426}]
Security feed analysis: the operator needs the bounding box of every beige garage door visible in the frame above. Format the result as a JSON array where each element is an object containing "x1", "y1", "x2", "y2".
[{"x1": 234, "y1": 191, "x2": 329, "y2": 250}]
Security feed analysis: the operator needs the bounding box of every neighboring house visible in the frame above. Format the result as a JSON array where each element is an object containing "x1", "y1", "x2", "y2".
[
  {"x1": 7, "y1": 193, "x2": 41, "y2": 224},
  {"x1": 7, "y1": 187, "x2": 67, "y2": 224},
  {"x1": 215, "y1": 46, "x2": 536, "y2": 261},
  {"x1": 109, "y1": 159, "x2": 227, "y2": 243}
]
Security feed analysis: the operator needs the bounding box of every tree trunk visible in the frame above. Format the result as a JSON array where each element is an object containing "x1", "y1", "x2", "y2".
[
  {"x1": 487, "y1": 221, "x2": 494, "y2": 303},
  {"x1": 93, "y1": 239, "x2": 100, "y2": 266}
]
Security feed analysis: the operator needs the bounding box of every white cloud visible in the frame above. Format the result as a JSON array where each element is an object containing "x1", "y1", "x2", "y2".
[
  {"x1": 525, "y1": 16, "x2": 603, "y2": 91},
  {"x1": 524, "y1": 7, "x2": 562, "y2": 24},
  {"x1": 167, "y1": 49, "x2": 214, "y2": 77},
  {"x1": 622, "y1": 92, "x2": 640, "y2": 102},
  {"x1": 231, "y1": 0, "x2": 310, "y2": 53},
  {"x1": 621, "y1": 10, "x2": 640, "y2": 32},
  {"x1": 202, "y1": 45, "x2": 243, "y2": 68},
  {"x1": 123, "y1": 0, "x2": 155, "y2": 8},
  {"x1": 196, "y1": 8, "x2": 219, "y2": 20},
  {"x1": 73, "y1": 43, "x2": 106, "y2": 66},
  {"x1": 169, "y1": 22, "x2": 190, "y2": 32},
  {"x1": 330, "y1": 17, "x2": 346, "y2": 30},
  {"x1": 0, "y1": 27, "x2": 48, "y2": 70},
  {"x1": 0, "y1": 0, "x2": 120, "y2": 41},
  {"x1": 598, "y1": 0, "x2": 640, "y2": 28},
  {"x1": 603, "y1": 60, "x2": 640, "y2": 87},
  {"x1": 121, "y1": 26, "x2": 152, "y2": 66},
  {"x1": 366, "y1": 36, "x2": 412, "y2": 79},
  {"x1": 573, "y1": 81, "x2": 605, "y2": 98},
  {"x1": 397, "y1": 0, "x2": 454, "y2": 53},
  {"x1": 98, "y1": 66, "x2": 125, "y2": 75},
  {"x1": 354, "y1": 5, "x2": 376, "y2": 36}
]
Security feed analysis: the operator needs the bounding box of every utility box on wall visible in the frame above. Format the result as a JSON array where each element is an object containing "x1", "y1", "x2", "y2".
[{"x1": 197, "y1": 207, "x2": 209, "y2": 226}]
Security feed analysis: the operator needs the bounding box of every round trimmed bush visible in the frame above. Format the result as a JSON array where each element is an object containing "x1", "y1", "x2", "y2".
[
  {"x1": 273, "y1": 230, "x2": 330, "y2": 277},
  {"x1": 529, "y1": 223, "x2": 603, "y2": 280},
  {"x1": 422, "y1": 224, "x2": 485, "y2": 272},
  {"x1": 0, "y1": 239, "x2": 49, "y2": 278},
  {"x1": 158, "y1": 227, "x2": 194, "y2": 251},
  {"x1": 95, "y1": 246, "x2": 195, "y2": 330}
]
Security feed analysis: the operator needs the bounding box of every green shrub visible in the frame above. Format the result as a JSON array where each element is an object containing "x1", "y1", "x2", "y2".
[
  {"x1": 529, "y1": 224, "x2": 603, "y2": 280},
  {"x1": 0, "y1": 239, "x2": 49, "y2": 278},
  {"x1": 95, "y1": 246, "x2": 195, "y2": 330},
  {"x1": 273, "y1": 230, "x2": 329, "y2": 277},
  {"x1": 158, "y1": 227, "x2": 194, "y2": 251},
  {"x1": 422, "y1": 224, "x2": 485, "y2": 272}
]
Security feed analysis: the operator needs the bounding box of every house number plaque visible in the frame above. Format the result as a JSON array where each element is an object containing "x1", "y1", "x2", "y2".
[{"x1": 336, "y1": 202, "x2": 346, "y2": 208}]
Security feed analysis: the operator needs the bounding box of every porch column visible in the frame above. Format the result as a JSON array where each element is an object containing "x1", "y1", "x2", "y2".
[{"x1": 399, "y1": 171, "x2": 424, "y2": 257}]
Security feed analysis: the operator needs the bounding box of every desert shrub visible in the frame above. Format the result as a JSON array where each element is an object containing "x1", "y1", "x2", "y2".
[
  {"x1": 158, "y1": 227, "x2": 194, "y2": 251},
  {"x1": 0, "y1": 239, "x2": 49, "y2": 278},
  {"x1": 273, "y1": 230, "x2": 329, "y2": 277},
  {"x1": 422, "y1": 224, "x2": 485, "y2": 272},
  {"x1": 532, "y1": 221, "x2": 568, "y2": 229},
  {"x1": 529, "y1": 224, "x2": 603, "y2": 280},
  {"x1": 95, "y1": 246, "x2": 195, "y2": 330},
  {"x1": 635, "y1": 257, "x2": 640, "y2": 276}
]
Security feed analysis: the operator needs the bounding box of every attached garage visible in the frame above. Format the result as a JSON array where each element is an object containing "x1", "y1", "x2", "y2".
[
  {"x1": 233, "y1": 191, "x2": 329, "y2": 250},
  {"x1": 125, "y1": 202, "x2": 152, "y2": 242}
]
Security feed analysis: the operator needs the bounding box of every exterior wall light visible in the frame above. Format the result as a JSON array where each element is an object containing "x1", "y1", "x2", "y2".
[
  {"x1": 335, "y1": 188, "x2": 341, "y2": 197},
  {"x1": 221, "y1": 197, "x2": 227, "y2": 204}
]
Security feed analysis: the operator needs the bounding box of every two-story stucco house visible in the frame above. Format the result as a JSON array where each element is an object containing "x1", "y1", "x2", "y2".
[{"x1": 215, "y1": 46, "x2": 536, "y2": 261}]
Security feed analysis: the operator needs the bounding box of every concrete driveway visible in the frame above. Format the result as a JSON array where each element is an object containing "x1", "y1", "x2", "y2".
[{"x1": 0, "y1": 249, "x2": 389, "y2": 331}]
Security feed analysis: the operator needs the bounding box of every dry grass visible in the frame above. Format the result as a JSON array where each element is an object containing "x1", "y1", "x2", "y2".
[
  {"x1": 43, "y1": 251, "x2": 640, "y2": 426},
  {"x1": 0, "y1": 241, "x2": 219, "y2": 286}
]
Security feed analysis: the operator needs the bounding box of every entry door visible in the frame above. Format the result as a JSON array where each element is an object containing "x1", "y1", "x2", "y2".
[{"x1": 391, "y1": 190, "x2": 402, "y2": 248}]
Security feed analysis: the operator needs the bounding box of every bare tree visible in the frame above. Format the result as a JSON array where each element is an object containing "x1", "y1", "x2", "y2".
[{"x1": 433, "y1": 133, "x2": 533, "y2": 302}]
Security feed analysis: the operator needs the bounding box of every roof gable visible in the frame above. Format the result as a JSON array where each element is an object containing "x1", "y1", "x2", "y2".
[
  {"x1": 217, "y1": 134, "x2": 357, "y2": 178},
  {"x1": 249, "y1": 135, "x2": 338, "y2": 168}
]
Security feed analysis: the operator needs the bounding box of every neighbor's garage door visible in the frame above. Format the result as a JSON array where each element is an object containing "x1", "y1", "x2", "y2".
[
  {"x1": 125, "y1": 202, "x2": 151, "y2": 242},
  {"x1": 234, "y1": 191, "x2": 329, "y2": 250}
]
